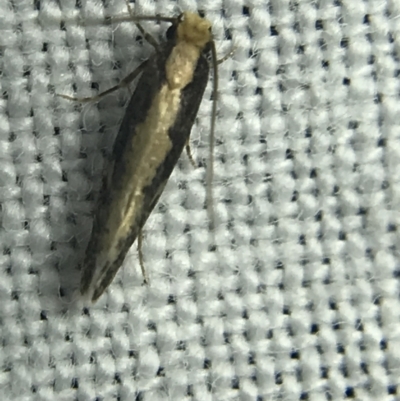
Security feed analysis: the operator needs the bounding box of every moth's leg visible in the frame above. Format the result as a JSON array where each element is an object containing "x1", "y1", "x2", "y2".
[
  {"x1": 138, "y1": 229, "x2": 149, "y2": 284},
  {"x1": 135, "y1": 22, "x2": 160, "y2": 51},
  {"x1": 58, "y1": 59, "x2": 148, "y2": 102},
  {"x1": 125, "y1": 0, "x2": 159, "y2": 50},
  {"x1": 185, "y1": 140, "x2": 197, "y2": 168},
  {"x1": 217, "y1": 48, "x2": 236, "y2": 65}
]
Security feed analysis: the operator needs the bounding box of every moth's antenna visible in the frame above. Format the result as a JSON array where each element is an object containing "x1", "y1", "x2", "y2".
[
  {"x1": 123, "y1": 0, "x2": 176, "y2": 50},
  {"x1": 207, "y1": 38, "x2": 219, "y2": 230},
  {"x1": 116, "y1": 15, "x2": 176, "y2": 23}
]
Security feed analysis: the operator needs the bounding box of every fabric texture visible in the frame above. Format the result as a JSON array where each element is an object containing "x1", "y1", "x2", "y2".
[{"x1": 0, "y1": 0, "x2": 399, "y2": 400}]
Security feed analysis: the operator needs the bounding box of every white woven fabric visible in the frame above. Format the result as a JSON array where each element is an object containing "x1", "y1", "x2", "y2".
[{"x1": 1, "y1": 0, "x2": 400, "y2": 400}]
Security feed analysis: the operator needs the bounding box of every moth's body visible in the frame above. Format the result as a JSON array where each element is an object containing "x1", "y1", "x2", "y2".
[{"x1": 80, "y1": 13, "x2": 212, "y2": 301}]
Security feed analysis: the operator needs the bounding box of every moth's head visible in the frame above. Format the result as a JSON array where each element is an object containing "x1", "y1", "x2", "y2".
[{"x1": 175, "y1": 12, "x2": 212, "y2": 49}]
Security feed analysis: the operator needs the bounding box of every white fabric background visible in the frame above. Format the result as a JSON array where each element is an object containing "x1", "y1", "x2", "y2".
[{"x1": 0, "y1": 0, "x2": 399, "y2": 400}]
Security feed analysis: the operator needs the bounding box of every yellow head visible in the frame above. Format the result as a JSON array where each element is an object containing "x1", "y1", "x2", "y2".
[{"x1": 177, "y1": 12, "x2": 212, "y2": 49}]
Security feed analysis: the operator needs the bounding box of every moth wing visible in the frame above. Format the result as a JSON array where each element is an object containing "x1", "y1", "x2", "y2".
[{"x1": 81, "y1": 49, "x2": 210, "y2": 302}]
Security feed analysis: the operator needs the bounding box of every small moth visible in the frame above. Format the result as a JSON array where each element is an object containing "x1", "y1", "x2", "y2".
[{"x1": 65, "y1": 11, "x2": 222, "y2": 301}]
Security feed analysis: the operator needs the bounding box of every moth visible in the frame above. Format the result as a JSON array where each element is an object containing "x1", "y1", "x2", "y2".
[{"x1": 61, "y1": 11, "x2": 223, "y2": 301}]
